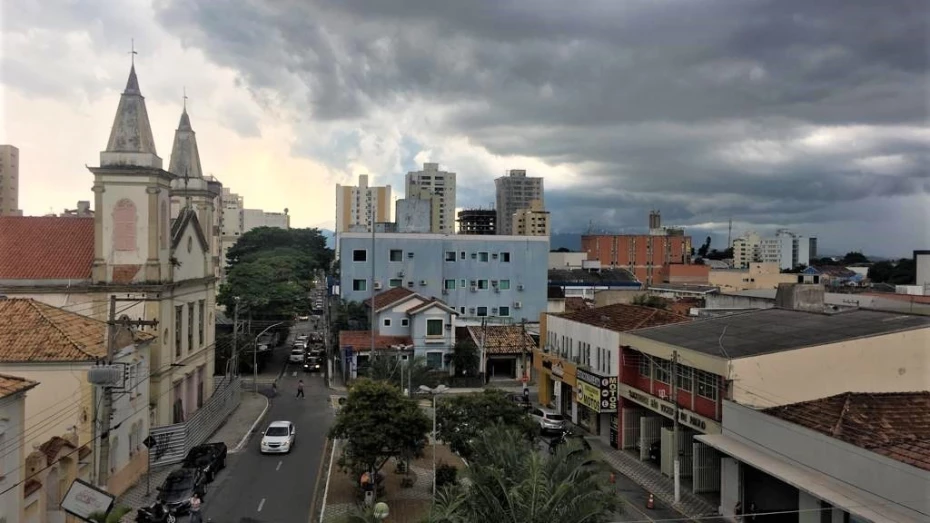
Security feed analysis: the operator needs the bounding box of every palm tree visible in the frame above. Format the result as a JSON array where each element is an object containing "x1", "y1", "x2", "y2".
[
  {"x1": 367, "y1": 355, "x2": 442, "y2": 391},
  {"x1": 427, "y1": 425, "x2": 620, "y2": 523},
  {"x1": 87, "y1": 506, "x2": 132, "y2": 523}
]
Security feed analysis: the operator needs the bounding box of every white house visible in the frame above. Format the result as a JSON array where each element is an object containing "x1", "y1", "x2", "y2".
[{"x1": 0, "y1": 374, "x2": 38, "y2": 522}]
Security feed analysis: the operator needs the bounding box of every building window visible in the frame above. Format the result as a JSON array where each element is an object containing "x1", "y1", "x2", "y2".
[
  {"x1": 175, "y1": 305, "x2": 183, "y2": 357},
  {"x1": 638, "y1": 354, "x2": 650, "y2": 377},
  {"x1": 426, "y1": 352, "x2": 443, "y2": 369},
  {"x1": 407, "y1": 252, "x2": 415, "y2": 259},
  {"x1": 407, "y1": 281, "x2": 415, "y2": 287},
  {"x1": 197, "y1": 366, "x2": 205, "y2": 408},
  {"x1": 401, "y1": 318, "x2": 409, "y2": 327},
  {"x1": 477, "y1": 306, "x2": 488, "y2": 317},
  {"x1": 444, "y1": 279, "x2": 456, "y2": 290},
  {"x1": 188, "y1": 303, "x2": 194, "y2": 352},
  {"x1": 697, "y1": 370, "x2": 718, "y2": 401},
  {"x1": 677, "y1": 366, "x2": 693, "y2": 392},
  {"x1": 478, "y1": 252, "x2": 489, "y2": 262},
  {"x1": 478, "y1": 280, "x2": 489, "y2": 290},
  {"x1": 353, "y1": 249, "x2": 367, "y2": 262},
  {"x1": 112, "y1": 198, "x2": 138, "y2": 251},
  {"x1": 500, "y1": 252, "x2": 511, "y2": 262},
  {"x1": 389, "y1": 249, "x2": 403, "y2": 262},
  {"x1": 426, "y1": 319, "x2": 443, "y2": 337},
  {"x1": 389, "y1": 278, "x2": 402, "y2": 287},
  {"x1": 460, "y1": 251, "x2": 466, "y2": 260},
  {"x1": 655, "y1": 360, "x2": 671, "y2": 384},
  {"x1": 445, "y1": 251, "x2": 456, "y2": 262},
  {"x1": 499, "y1": 280, "x2": 511, "y2": 290},
  {"x1": 499, "y1": 306, "x2": 510, "y2": 317},
  {"x1": 353, "y1": 279, "x2": 367, "y2": 291},
  {"x1": 383, "y1": 318, "x2": 392, "y2": 327},
  {"x1": 198, "y1": 300, "x2": 205, "y2": 347},
  {"x1": 460, "y1": 279, "x2": 467, "y2": 288}
]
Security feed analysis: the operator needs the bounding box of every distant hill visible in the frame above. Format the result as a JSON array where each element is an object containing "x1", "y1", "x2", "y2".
[
  {"x1": 550, "y1": 233, "x2": 582, "y2": 251},
  {"x1": 319, "y1": 229, "x2": 335, "y2": 249}
]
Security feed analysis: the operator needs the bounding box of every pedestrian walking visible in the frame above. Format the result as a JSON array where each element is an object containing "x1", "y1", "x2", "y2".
[
  {"x1": 271, "y1": 381, "x2": 277, "y2": 397},
  {"x1": 747, "y1": 502, "x2": 758, "y2": 522},
  {"x1": 296, "y1": 379, "x2": 305, "y2": 398},
  {"x1": 734, "y1": 501, "x2": 743, "y2": 522},
  {"x1": 189, "y1": 492, "x2": 203, "y2": 523}
]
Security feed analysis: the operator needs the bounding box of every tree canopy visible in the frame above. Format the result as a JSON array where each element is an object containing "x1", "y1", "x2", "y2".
[
  {"x1": 435, "y1": 389, "x2": 537, "y2": 460},
  {"x1": 218, "y1": 227, "x2": 333, "y2": 319},
  {"x1": 428, "y1": 426, "x2": 620, "y2": 523},
  {"x1": 329, "y1": 378, "x2": 431, "y2": 476},
  {"x1": 868, "y1": 258, "x2": 916, "y2": 284}
]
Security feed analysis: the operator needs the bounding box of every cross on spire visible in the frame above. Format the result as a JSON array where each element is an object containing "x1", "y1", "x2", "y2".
[{"x1": 128, "y1": 38, "x2": 138, "y2": 66}]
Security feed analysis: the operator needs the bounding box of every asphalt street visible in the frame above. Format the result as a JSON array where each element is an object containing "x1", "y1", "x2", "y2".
[{"x1": 202, "y1": 318, "x2": 333, "y2": 523}]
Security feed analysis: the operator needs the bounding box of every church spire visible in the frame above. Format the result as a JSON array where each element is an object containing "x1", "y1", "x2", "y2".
[
  {"x1": 168, "y1": 92, "x2": 203, "y2": 179},
  {"x1": 100, "y1": 42, "x2": 161, "y2": 169}
]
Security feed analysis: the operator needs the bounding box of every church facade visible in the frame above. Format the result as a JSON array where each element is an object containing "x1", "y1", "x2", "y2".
[{"x1": 0, "y1": 63, "x2": 220, "y2": 428}]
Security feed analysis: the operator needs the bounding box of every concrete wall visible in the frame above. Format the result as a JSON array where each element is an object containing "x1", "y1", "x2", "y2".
[
  {"x1": 546, "y1": 315, "x2": 619, "y2": 376},
  {"x1": 594, "y1": 289, "x2": 650, "y2": 307},
  {"x1": 917, "y1": 252, "x2": 930, "y2": 287},
  {"x1": 0, "y1": 392, "x2": 27, "y2": 520},
  {"x1": 705, "y1": 293, "x2": 777, "y2": 311},
  {"x1": 731, "y1": 327, "x2": 930, "y2": 409},
  {"x1": 409, "y1": 306, "x2": 456, "y2": 367},
  {"x1": 708, "y1": 263, "x2": 797, "y2": 292},
  {"x1": 339, "y1": 233, "x2": 548, "y2": 323},
  {"x1": 548, "y1": 251, "x2": 587, "y2": 270},
  {"x1": 722, "y1": 401, "x2": 930, "y2": 521},
  {"x1": 395, "y1": 198, "x2": 433, "y2": 233}
]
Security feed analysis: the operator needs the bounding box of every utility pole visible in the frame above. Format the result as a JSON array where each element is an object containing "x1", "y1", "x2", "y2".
[
  {"x1": 232, "y1": 297, "x2": 241, "y2": 377},
  {"x1": 672, "y1": 349, "x2": 681, "y2": 504},
  {"x1": 369, "y1": 201, "x2": 376, "y2": 368}
]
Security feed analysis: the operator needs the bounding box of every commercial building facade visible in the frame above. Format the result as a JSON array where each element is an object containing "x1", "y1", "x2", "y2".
[
  {"x1": 495, "y1": 169, "x2": 544, "y2": 237},
  {"x1": 708, "y1": 262, "x2": 797, "y2": 292},
  {"x1": 405, "y1": 163, "x2": 456, "y2": 234},
  {"x1": 338, "y1": 232, "x2": 548, "y2": 323},
  {"x1": 582, "y1": 233, "x2": 693, "y2": 286}
]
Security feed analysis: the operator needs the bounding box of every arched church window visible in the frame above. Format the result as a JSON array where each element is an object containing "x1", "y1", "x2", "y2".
[{"x1": 112, "y1": 199, "x2": 138, "y2": 251}]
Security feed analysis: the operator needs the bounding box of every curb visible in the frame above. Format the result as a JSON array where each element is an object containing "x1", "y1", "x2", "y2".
[{"x1": 231, "y1": 393, "x2": 271, "y2": 454}]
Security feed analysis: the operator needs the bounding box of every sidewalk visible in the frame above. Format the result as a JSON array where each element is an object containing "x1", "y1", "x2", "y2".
[{"x1": 116, "y1": 391, "x2": 269, "y2": 513}]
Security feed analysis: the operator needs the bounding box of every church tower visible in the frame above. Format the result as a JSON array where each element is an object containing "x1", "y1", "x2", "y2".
[
  {"x1": 89, "y1": 63, "x2": 175, "y2": 284},
  {"x1": 168, "y1": 101, "x2": 215, "y2": 277}
]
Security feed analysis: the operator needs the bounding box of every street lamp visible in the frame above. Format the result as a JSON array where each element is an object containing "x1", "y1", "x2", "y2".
[
  {"x1": 254, "y1": 322, "x2": 285, "y2": 392},
  {"x1": 419, "y1": 384, "x2": 448, "y2": 502}
]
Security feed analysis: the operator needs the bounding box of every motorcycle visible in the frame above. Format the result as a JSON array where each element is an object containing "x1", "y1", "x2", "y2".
[
  {"x1": 547, "y1": 428, "x2": 591, "y2": 454},
  {"x1": 135, "y1": 503, "x2": 177, "y2": 523}
]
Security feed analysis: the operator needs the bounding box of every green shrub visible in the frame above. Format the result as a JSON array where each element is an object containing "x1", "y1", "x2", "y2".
[{"x1": 435, "y1": 463, "x2": 458, "y2": 488}]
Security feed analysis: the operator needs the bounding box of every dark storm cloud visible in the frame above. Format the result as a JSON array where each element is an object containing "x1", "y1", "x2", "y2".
[{"x1": 152, "y1": 0, "x2": 929, "y2": 253}]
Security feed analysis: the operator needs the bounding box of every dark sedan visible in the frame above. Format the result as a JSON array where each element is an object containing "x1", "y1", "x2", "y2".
[
  {"x1": 182, "y1": 442, "x2": 227, "y2": 482},
  {"x1": 156, "y1": 468, "x2": 206, "y2": 514}
]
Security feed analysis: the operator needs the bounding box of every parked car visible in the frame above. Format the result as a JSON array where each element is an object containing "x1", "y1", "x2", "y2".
[
  {"x1": 507, "y1": 393, "x2": 532, "y2": 411},
  {"x1": 156, "y1": 468, "x2": 206, "y2": 514},
  {"x1": 529, "y1": 407, "x2": 566, "y2": 434},
  {"x1": 289, "y1": 347, "x2": 306, "y2": 364},
  {"x1": 303, "y1": 355, "x2": 321, "y2": 372},
  {"x1": 296, "y1": 334, "x2": 309, "y2": 342},
  {"x1": 181, "y1": 442, "x2": 227, "y2": 482},
  {"x1": 260, "y1": 421, "x2": 296, "y2": 454},
  {"x1": 297, "y1": 315, "x2": 310, "y2": 321}
]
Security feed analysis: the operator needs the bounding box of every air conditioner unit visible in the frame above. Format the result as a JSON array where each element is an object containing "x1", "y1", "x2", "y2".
[
  {"x1": 494, "y1": 288, "x2": 500, "y2": 293},
  {"x1": 442, "y1": 289, "x2": 449, "y2": 295},
  {"x1": 420, "y1": 280, "x2": 428, "y2": 286},
  {"x1": 373, "y1": 282, "x2": 382, "y2": 290},
  {"x1": 397, "y1": 271, "x2": 405, "y2": 277},
  {"x1": 514, "y1": 301, "x2": 523, "y2": 309},
  {"x1": 470, "y1": 286, "x2": 477, "y2": 293},
  {"x1": 517, "y1": 284, "x2": 525, "y2": 291},
  {"x1": 468, "y1": 308, "x2": 476, "y2": 314}
]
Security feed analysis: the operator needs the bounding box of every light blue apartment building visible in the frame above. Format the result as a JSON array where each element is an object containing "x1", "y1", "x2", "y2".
[{"x1": 338, "y1": 232, "x2": 549, "y2": 323}]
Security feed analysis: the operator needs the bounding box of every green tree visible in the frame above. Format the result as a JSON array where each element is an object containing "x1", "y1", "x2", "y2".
[
  {"x1": 428, "y1": 426, "x2": 620, "y2": 523},
  {"x1": 450, "y1": 339, "x2": 480, "y2": 377},
  {"x1": 436, "y1": 389, "x2": 537, "y2": 460},
  {"x1": 632, "y1": 294, "x2": 668, "y2": 310},
  {"x1": 367, "y1": 355, "x2": 443, "y2": 391},
  {"x1": 333, "y1": 300, "x2": 370, "y2": 332},
  {"x1": 87, "y1": 507, "x2": 131, "y2": 523},
  {"x1": 842, "y1": 251, "x2": 869, "y2": 264},
  {"x1": 697, "y1": 236, "x2": 712, "y2": 257},
  {"x1": 868, "y1": 258, "x2": 916, "y2": 284},
  {"x1": 329, "y1": 378, "x2": 431, "y2": 477}
]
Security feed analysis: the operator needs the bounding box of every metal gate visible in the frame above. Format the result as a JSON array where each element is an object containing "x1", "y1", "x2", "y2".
[
  {"x1": 149, "y1": 376, "x2": 241, "y2": 467},
  {"x1": 639, "y1": 416, "x2": 662, "y2": 461},
  {"x1": 622, "y1": 408, "x2": 643, "y2": 450},
  {"x1": 692, "y1": 441, "x2": 721, "y2": 494},
  {"x1": 661, "y1": 428, "x2": 696, "y2": 478}
]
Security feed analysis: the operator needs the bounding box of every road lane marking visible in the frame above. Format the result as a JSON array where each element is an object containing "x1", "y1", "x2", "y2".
[
  {"x1": 276, "y1": 460, "x2": 282, "y2": 471},
  {"x1": 258, "y1": 498, "x2": 266, "y2": 512}
]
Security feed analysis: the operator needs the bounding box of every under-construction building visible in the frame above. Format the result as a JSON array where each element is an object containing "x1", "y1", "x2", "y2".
[{"x1": 457, "y1": 209, "x2": 497, "y2": 235}]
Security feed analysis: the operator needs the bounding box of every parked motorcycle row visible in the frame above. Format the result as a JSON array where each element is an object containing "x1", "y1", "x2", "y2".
[{"x1": 135, "y1": 442, "x2": 228, "y2": 522}]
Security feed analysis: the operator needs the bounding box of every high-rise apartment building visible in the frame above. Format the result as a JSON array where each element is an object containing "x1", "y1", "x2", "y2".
[
  {"x1": 336, "y1": 174, "x2": 392, "y2": 233},
  {"x1": 405, "y1": 163, "x2": 456, "y2": 234},
  {"x1": 512, "y1": 199, "x2": 550, "y2": 236},
  {"x1": 495, "y1": 169, "x2": 544, "y2": 236},
  {"x1": 0, "y1": 145, "x2": 21, "y2": 216},
  {"x1": 731, "y1": 229, "x2": 814, "y2": 270},
  {"x1": 458, "y1": 209, "x2": 497, "y2": 235}
]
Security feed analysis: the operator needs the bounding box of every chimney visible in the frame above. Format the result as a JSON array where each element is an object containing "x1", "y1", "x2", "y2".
[{"x1": 775, "y1": 283, "x2": 825, "y2": 312}]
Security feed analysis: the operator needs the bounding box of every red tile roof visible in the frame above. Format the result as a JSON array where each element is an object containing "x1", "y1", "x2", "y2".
[
  {"x1": 0, "y1": 373, "x2": 38, "y2": 399},
  {"x1": 363, "y1": 287, "x2": 417, "y2": 310},
  {"x1": 338, "y1": 330, "x2": 413, "y2": 351},
  {"x1": 556, "y1": 302, "x2": 691, "y2": 332},
  {"x1": 406, "y1": 297, "x2": 455, "y2": 315},
  {"x1": 0, "y1": 217, "x2": 94, "y2": 280},
  {"x1": 38, "y1": 436, "x2": 75, "y2": 465},
  {"x1": 467, "y1": 325, "x2": 537, "y2": 354},
  {"x1": 24, "y1": 478, "x2": 42, "y2": 497},
  {"x1": 565, "y1": 297, "x2": 589, "y2": 313},
  {"x1": 764, "y1": 391, "x2": 930, "y2": 471}
]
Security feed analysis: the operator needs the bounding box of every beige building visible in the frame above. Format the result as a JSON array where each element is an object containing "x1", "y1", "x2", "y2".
[
  {"x1": 336, "y1": 174, "x2": 392, "y2": 233},
  {"x1": 708, "y1": 262, "x2": 797, "y2": 292},
  {"x1": 0, "y1": 374, "x2": 38, "y2": 522},
  {"x1": 512, "y1": 199, "x2": 550, "y2": 236},
  {"x1": 495, "y1": 169, "x2": 544, "y2": 237},
  {"x1": 405, "y1": 163, "x2": 455, "y2": 234},
  {"x1": 0, "y1": 145, "x2": 21, "y2": 216}
]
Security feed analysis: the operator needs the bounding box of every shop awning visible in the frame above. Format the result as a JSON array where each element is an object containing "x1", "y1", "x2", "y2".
[{"x1": 696, "y1": 434, "x2": 927, "y2": 523}]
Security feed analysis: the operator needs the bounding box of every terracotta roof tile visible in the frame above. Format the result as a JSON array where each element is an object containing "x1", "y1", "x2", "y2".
[
  {"x1": 363, "y1": 287, "x2": 417, "y2": 311},
  {"x1": 338, "y1": 330, "x2": 413, "y2": 351},
  {"x1": 78, "y1": 445, "x2": 92, "y2": 460},
  {"x1": 0, "y1": 217, "x2": 94, "y2": 280},
  {"x1": 565, "y1": 297, "x2": 589, "y2": 313},
  {"x1": 24, "y1": 478, "x2": 42, "y2": 497},
  {"x1": 467, "y1": 325, "x2": 537, "y2": 354},
  {"x1": 406, "y1": 297, "x2": 455, "y2": 315},
  {"x1": 764, "y1": 391, "x2": 930, "y2": 471},
  {"x1": 0, "y1": 298, "x2": 154, "y2": 362},
  {"x1": 38, "y1": 436, "x2": 76, "y2": 465},
  {"x1": 556, "y1": 302, "x2": 691, "y2": 333},
  {"x1": 0, "y1": 373, "x2": 38, "y2": 399}
]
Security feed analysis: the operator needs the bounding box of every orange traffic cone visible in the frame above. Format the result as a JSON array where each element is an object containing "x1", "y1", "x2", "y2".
[{"x1": 646, "y1": 493, "x2": 655, "y2": 510}]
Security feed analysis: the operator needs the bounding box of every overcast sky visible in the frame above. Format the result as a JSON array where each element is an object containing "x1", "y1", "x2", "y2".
[{"x1": 2, "y1": 0, "x2": 927, "y2": 256}]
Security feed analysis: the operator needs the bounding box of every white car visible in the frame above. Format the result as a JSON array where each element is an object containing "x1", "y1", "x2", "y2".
[
  {"x1": 289, "y1": 348, "x2": 306, "y2": 363},
  {"x1": 530, "y1": 407, "x2": 566, "y2": 434},
  {"x1": 260, "y1": 421, "x2": 295, "y2": 454}
]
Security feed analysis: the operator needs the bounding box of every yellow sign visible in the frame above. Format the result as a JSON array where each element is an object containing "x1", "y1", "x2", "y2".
[{"x1": 576, "y1": 381, "x2": 601, "y2": 412}]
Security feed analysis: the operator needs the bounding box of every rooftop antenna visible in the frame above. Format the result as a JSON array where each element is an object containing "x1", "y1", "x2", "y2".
[{"x1": 128, "y1": 39, "x2": 137, "y2": 66}]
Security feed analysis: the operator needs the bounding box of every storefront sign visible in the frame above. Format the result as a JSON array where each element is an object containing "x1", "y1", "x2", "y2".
[
  {"x1": 573, "y1": 369, "x2": 618, "y2": 413},
  {"x1": 622, "y1": 384, "x2": 720, "y2": 433},
  {"x1": 539, "y1": 354, "x2": 575, "y2": 386}
]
